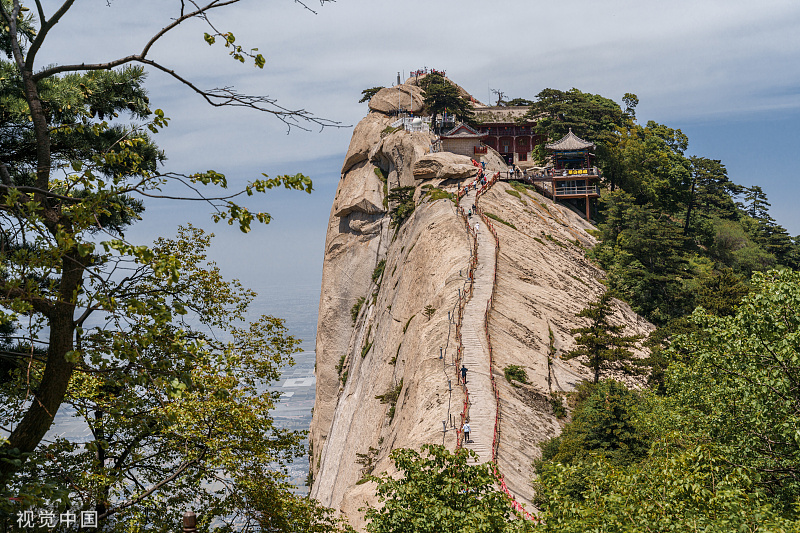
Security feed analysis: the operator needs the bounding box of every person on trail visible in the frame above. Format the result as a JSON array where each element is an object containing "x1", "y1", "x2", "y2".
[
  {"x1": 461, "y1": 364, "x2": 468, "y2": 384},
  {"x1": 463, "y1": 422, "x2": 471, "y2": 444},
  {"x1": 468, "y1": 209, "x2": 472, "y2": 218},
  {"x1": 475, "y1": 222, "x2": 479, "y2": 233}
]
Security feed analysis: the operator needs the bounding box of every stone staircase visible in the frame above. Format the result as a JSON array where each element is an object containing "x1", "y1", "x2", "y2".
[{"x1": 459, "y1": 189, "x2": 497, "y2": 463}]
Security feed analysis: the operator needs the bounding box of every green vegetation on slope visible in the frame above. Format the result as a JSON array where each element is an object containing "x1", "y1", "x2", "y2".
[
  {"x1": 526, "y1": 87, "x2": 800, "y2": 530},
  {"x1": 363, "y1": 445, "x2": 531, "y2": 533},
  {"x1": 534, "y1": 271, "x2": 800, "y2": 530}
]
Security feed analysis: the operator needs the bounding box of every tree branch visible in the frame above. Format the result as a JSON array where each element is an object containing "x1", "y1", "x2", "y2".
[
  {"x1": 32, "y1": 0, "x2": 242, "y2": 81},
  {"x1": 112, "y1": 429, "x2": 154, "y2": 472},
  {"x1": 98, "y1": 455, "x2": 202, "y2": 519},
  {"x1": 0, "y1": 283, "x2": 55, "y2": 318},
  {"x1": 0, "y1": 183, "x2": 81, "y2": 203},
  {"x1": 25, "y1": 0, "x2": 77, "y2": 71},
  {"x1": 29, "y1": 1, "x2": 343, "y2": 130},
  {"x1": 33, "y1": 0, "x2": 45, "y2": 30}
]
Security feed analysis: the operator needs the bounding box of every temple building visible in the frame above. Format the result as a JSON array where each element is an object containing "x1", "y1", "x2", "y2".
[
  {"x1": 537, "y1": 129, "x2": 601, "y2": 221},
  {"x1": 438, "y1": 123, "x2": 486, "y2": 157},
  {"x1": 472, "y1": 106, "x2": 542, "y2": 165}
]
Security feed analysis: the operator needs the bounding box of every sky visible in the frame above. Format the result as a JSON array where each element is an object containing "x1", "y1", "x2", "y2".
[{"x1": 33, "y1": 0, "x2": 800, "y2": 337}]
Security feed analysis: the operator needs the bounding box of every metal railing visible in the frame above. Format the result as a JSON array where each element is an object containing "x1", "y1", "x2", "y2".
[
  {"x1": 390, "y1": 115, "x2": 432, "y2": 132},
  {"x1": 554, "y1": 185, "x2": 600, "y2": 196}
]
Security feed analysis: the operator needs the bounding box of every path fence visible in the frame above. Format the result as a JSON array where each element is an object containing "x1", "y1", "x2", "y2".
[
  {"x1": 453, "y1": 182, "x2": 478, "y2": 447},
  {"x1": 474, "y1": 174, "x2": 538, "y2": 522}
]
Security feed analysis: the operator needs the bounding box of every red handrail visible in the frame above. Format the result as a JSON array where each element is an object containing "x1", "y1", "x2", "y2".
[
  {"x1": 454, "y1": 184, "x2": 479, "y2": 449},
  {"x1": 473, "y1": 174, "x2": 538, "y2": 522}
]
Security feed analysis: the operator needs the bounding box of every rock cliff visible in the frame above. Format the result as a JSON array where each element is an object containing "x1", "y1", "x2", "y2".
[{"x1": 309, "y1": 82, "x2": 653, "y2": 530}]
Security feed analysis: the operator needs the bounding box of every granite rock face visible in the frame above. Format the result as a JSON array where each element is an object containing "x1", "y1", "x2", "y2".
[
  {"x1": 412, "y1": 152, "x2": 477, "y2": 181},
  {"x1": 309, "y1": 92, "x2": 653, "y2": 531},
  {"x1": 333, "y1": 160, "x2": 386, "y2": 218},
  {"x1": 475, "y1": 182, "x2": 653, "y2": 506},
  {"x1": 341, "y1": 113, "x2": 392, "y2": 174},
  {"x1": 367, "y1": 84, "x2": 425, "y2": 115}
]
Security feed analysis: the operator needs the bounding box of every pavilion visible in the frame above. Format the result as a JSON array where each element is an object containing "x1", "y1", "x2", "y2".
[{"x1": 540, "y1": 129, "x2": 601, "y2": 221}]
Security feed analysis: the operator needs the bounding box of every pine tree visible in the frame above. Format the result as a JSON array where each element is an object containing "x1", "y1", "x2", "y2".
[
  {"x1": 595, "y1": 191, "x2": 694, "y2": 324},
  {"x1": 563, "y1": 291, "x2": 642, "y2": 383},
  {"x1": 741, "y1": 185, "x2": 771, "y2": 220},
  {"x1": 418, "y1": 73, "x2": 474, "y2": 130}
]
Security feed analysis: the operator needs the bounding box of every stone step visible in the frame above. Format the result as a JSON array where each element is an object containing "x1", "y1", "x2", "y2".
[{"x1": 456, "y1": 189, "x2": 498, "y2": 465}]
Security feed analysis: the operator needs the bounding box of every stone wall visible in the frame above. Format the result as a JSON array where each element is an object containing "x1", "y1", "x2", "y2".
[{"x1": 441, "y1": 137, "x2": 481, "y2": 158}]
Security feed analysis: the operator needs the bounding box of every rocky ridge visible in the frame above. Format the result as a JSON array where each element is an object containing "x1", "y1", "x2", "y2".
[{"x1": 309, "y1": 81, "x2": 653, "y2": 530}]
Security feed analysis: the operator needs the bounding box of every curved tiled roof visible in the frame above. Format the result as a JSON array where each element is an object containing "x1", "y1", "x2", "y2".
[
  {"x1": 472, "y1": 106, "x2": 533, "y2": 125},
  {"x1": 440, "y1": 123, "x2": 485, "y2": 139},
  {"x1": 545, "y1": 129, "x2": 595, "y2": 151}
]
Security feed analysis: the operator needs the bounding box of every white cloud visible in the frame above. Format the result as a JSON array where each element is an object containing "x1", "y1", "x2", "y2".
[{"x1": 29, "y1": 0, "x2": 800, "y2": 242}]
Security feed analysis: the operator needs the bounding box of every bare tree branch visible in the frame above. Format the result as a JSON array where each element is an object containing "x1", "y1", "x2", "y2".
[
  {"x1": 32, "y1": 0, "x2": 237, "y2": 81},
  {"x1": 99, "y1": 456, "x2": 202, "y2": 520},
  {"x1": 25, "y1": 0, "x2": 77, "y2": 71},
  {"x1": 33, "y1": 0, "x2": 45, "y2": 29},
  {"x1": 29, "y1": 1, "x2": 343, "y2": 130}
]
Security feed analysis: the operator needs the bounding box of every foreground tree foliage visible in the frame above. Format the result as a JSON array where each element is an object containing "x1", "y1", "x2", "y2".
[
  {"x1": 5, "y1": 226, "x2": 350, "y2": 532},
  {"x1": 535, "y1": 446, "x2": 794, "y2": 533},
  {"x1": 664, "y1": 269, "x2": 800, "y2": 508},
  {"x1": 534, "y1": 271, "x2": 800, "y2": 531},
  {"x1": 364, "y1": 445, "x2": 532, "y2": 533},
  {"x1": 0, "y1": 0, "x2": 345, "y2": 530}
]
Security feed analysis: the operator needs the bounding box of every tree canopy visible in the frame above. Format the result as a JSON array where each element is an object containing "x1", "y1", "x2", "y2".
[
  {"x1": 418, "y1": 73, "x2": 475, "y2": 130},
  {"x1": 0, "y1": 1, "x2": 342, "y2": 530},
  {"x1": 363, "y1": 445, "x2": 531, "y2": 533},
  {"x1": 665, "y1": 269, "x2": 800, "y2": 507},
  {"x1": 359, "y1": 86, "x2": 384, "y2": 104},
  {"x1": 528, "y1": 85, "x2": 800, "y2": 531},
  {"x1": 533, "y1": 271, "x2": 800, "y2": 531},
  {"x1": 562, "y1": 292, "x2": 642, "y2": 383},
  {"x1": 523, "y1": 88, "x2": 626, "y2": 147},
  {"x1": 4, "y1": 226, "x2": 329, "y2": 531}
]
